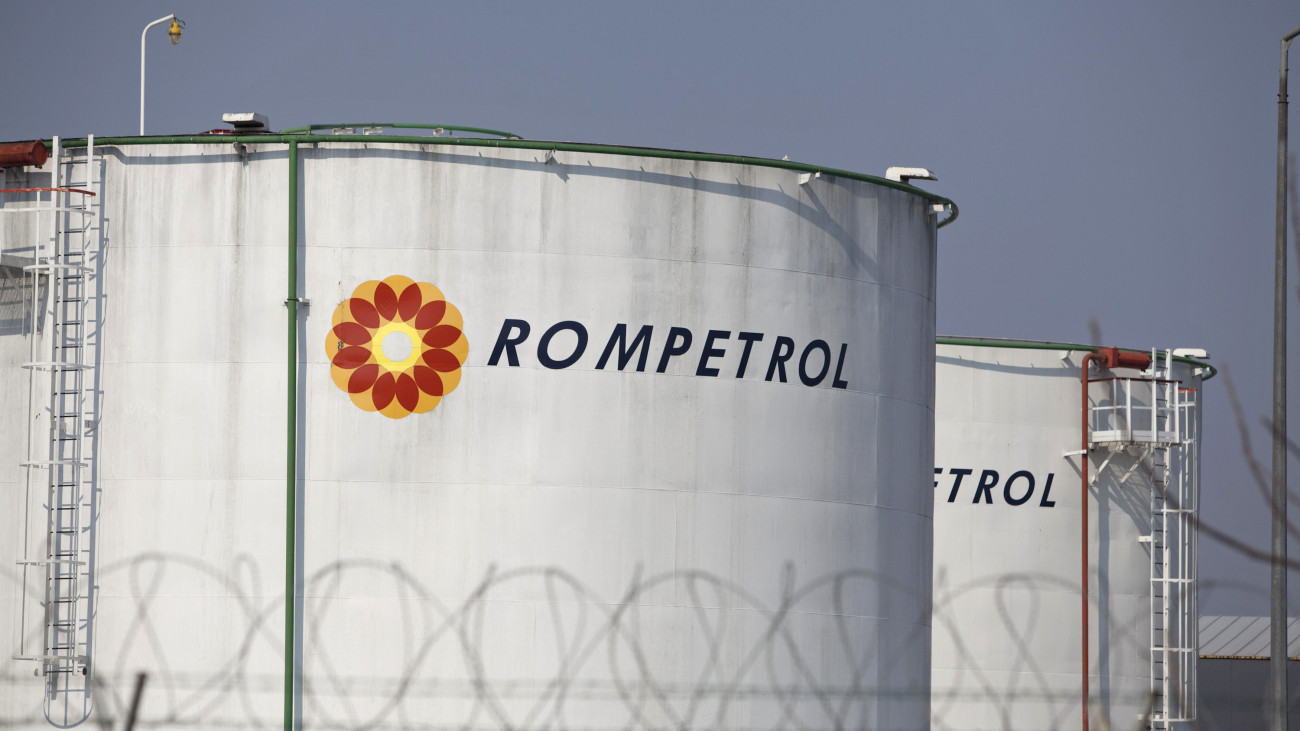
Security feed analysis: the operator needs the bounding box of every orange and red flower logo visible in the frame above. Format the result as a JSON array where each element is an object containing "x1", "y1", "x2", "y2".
[{"x1": 327, "y1": 276, "x2": 468, "y2": 419}]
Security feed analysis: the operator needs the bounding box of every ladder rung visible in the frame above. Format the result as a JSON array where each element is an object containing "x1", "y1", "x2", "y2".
[
  {"x1": 24, "y1": 262, "x2": 91, "y2": 274},
  {"x1": 15, "y1": 559, "x2": 83, "y2": 567},
  {"x1": 0, "y1": 206, "x2": 92, "y2": 215},
  {"x1": 21, "y1": 362, "x2": 88, "y2": 371}
]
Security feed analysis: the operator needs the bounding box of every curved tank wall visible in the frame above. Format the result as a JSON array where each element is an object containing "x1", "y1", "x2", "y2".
[
  {"x1": 931, "y1": 340, "x2": 1205, "y2": 731},
  {"x1": 1, "y1": 138, "x2": 941, "y2": 729}
]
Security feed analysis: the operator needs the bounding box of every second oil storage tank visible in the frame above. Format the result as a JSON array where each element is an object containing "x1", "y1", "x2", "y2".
[
  {"x1": 931, "y1": 337, "x2": 1208, "y2": 731},
  {"x1": 0, "y1": 125, "x2": 956, "y2": 730}
]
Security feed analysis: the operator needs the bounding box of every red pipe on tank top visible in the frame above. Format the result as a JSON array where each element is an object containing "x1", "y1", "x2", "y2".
[{"x1": 0, "y1": 141, "x2": 49, "y2": 169}]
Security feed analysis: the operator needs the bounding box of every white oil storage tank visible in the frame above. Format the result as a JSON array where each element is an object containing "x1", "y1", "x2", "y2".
[
  {"x1": 931, "y1": 337, "x2": 1209, "y2": 731},
  {"x1": 0, "y1": 126, "x2": 956, "y2": 730}
]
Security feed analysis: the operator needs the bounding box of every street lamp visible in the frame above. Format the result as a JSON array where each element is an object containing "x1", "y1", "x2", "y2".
[{"x1": 140, "y1": 14, "x2": 184, "y2": 135}]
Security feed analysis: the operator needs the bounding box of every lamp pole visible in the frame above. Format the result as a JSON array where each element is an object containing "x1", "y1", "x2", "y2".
[
  {"x1": 1272, "y1": 23, "x2": 1300, "y2": 731},
  {"x1": 140, "y1": 15, "x2": 183, "y2": 135}
]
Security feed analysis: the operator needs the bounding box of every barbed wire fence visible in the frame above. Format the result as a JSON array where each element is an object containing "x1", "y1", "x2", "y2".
[{"x1": 2, "y1": 554, "x2": 1199, "y2": 731}]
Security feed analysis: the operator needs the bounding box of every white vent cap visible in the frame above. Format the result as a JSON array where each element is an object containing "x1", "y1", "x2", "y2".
[
  {"x1": 222, "y1": 112, "x2": 269, "y2": 131},
  {"x1": 1172, "y1": 348, "x2": 1210, "y2": 359},
  {"x1": 885, "y1": 167, "x2": 937, "y2": 184}
]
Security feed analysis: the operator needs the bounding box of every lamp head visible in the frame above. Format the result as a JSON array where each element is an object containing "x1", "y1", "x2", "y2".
[{"x1": 168, "y1": 17, "x2": 184, "y2": 45}]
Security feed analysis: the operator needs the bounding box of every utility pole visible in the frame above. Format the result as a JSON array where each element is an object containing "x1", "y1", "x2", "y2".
[{"x1": 1270, "y1": 22, "x2": 1300, "y2": 731}]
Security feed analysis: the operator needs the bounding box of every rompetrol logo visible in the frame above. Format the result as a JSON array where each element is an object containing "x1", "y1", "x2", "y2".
[{"x1": 327, "y1": 275, "x2": 468, "y2": 419}]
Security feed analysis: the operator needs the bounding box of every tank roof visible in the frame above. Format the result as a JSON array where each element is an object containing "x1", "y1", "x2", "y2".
[
  {"x1": 937, "y1": 334, "x2": 1216, "y2": 379},
  {"x1": 6, "y1": 123, "x2": 958, "y2": 228},
  {"x1": 1200, "y1": 616, "x2": 1300, "y2": 659}
]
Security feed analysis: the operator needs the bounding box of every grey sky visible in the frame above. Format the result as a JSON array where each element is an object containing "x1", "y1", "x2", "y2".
[{"x1": 2, "y1": 1, "x2": 1298, "y2": 616}]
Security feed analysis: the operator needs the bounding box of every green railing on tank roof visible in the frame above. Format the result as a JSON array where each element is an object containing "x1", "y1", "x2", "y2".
[
  {"x1": 278, "y1": 123, "x2": 521, "y2": 138},
  {"x1": 936, "y1": 335, "x2": 1217, "y2": 380},
  {"x1": 55, "y1": 130, "x2": 959, "y2": 229}
]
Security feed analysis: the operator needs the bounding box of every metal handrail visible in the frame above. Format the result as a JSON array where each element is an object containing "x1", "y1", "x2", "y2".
[
  {"x1": 278, "y1": 123, "x2": 522, "y2": 139},
  {"x1": 1089, "y1": 375, "x2": 1182, "y2": 445},
  {"x1": 52, "y1": 132, "x2": 960, "y2": 228}
]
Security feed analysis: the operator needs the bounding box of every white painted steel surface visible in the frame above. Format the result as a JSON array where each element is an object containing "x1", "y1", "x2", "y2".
[
  {"x1": 1, "y1": 141, "x2": 939, "y2": 729},
  {"x1": 931, "y1": 342, "x2": 1204, "y2": 731}
]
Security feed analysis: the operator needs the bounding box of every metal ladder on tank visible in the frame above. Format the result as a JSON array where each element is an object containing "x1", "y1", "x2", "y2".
[
  {"x1": 1145, "y1": 382, "x2": 1198, "y2": 730},
  {"x1": 1087, "y1": 350, "x2": 1198, "y2": 729},
  {"x1": 5, "y1": 136, "x2": 102, "y2": 707}
]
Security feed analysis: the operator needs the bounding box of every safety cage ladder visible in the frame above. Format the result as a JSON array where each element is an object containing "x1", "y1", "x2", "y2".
[{"x1": 2, "y1": 136, "x2": 102, "y2": 714}]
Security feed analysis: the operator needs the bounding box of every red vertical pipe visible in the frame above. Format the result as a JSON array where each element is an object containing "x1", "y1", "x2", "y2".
[{"x1": 1080, "y1": 352, "x2": 1100, "y2": 731}]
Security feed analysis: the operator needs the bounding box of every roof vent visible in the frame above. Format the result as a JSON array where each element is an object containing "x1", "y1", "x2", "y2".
[
  {"x1": 885, "y1": 167, "x2": 937, "y2": 184},
  {"x1": 222, "y1": 112, "x2": 270, "y2": 132}
]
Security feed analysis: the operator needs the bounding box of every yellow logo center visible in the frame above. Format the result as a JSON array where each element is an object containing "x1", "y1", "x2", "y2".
[{"x1": 372, "y1": 321, "x2": 422, "y2": 371}]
